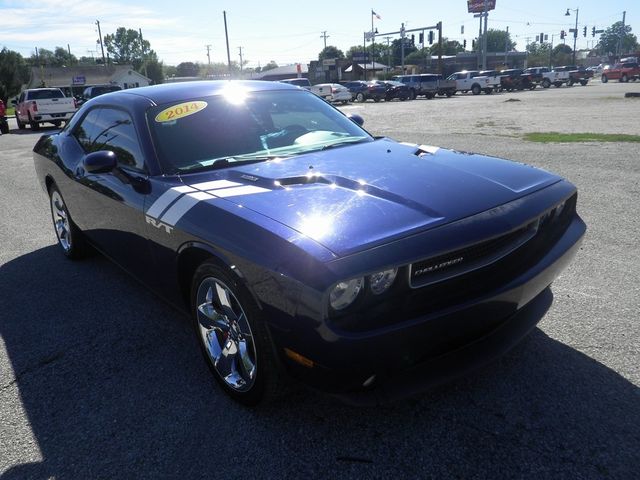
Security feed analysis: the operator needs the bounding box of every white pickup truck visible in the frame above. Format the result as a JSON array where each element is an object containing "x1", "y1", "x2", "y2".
[
  {"x1": 278, "y1": 78, "x2": 333, "y2": 99},
  {"x1": 447, "y1": 71, "x2": 500, "y2": 95},
  {"x1": 13, "y1": 88, "x2": 77, "y2": 130}
]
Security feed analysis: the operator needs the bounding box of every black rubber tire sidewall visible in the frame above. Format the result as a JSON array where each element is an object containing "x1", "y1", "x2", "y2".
[{"x1": 48, "y1": 185, "x2": 89, "y2": 259}]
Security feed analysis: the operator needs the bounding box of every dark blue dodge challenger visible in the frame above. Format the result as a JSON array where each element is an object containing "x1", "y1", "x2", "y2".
[{"x1": 33, "y1": 81, "x2": 586, "y2": 405}]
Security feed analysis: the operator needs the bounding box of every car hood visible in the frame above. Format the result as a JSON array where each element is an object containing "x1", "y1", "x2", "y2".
[{"x1": 182, "y1": 139, "x2": 561, "y2": 257}]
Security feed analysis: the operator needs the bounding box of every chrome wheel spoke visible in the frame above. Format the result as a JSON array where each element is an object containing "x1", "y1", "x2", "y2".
[
  {"x1": 196, "y1": 276, "x2": 257, "y2": 392},
  {"x1": 197, "y1": 301, "x2": 230, "y2": 333},
  {"x1": 238, "y1": 340, "x2": 256, "y2": 380}
]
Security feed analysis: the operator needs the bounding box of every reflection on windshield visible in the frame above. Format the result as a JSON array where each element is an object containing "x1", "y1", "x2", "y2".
[{"x1": 147, "y1": 89, "x2": 372, "y2": 174}]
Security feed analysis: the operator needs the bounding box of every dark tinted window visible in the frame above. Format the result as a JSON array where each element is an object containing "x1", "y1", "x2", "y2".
[
  {"x1": 147, "y1": 89, "x2": 372, "y2": 173},
  {"x1": 74, "y1": 107, "x2": 145, "y2": 171},
  {"x1": 28, "y1": 89, "x2": 65, "y2": 100}
]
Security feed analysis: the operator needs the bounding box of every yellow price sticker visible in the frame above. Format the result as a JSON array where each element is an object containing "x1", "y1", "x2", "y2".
[{"x1": 155, "y1": 101, "x2": 208, "y2": 123}]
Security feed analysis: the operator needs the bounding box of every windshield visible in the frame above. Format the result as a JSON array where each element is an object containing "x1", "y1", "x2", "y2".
[{"x1": 147, "y1": 88, "x2": 372, "y2": 173}]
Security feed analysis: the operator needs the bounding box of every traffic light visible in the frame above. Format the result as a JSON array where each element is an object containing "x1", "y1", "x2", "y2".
[
  {"x1": 540, "y1": 32, "x2": 544, "y2": 43},
  {"x1": 583, "y1": 26, "x2": 587, "y2": 37},
  {"x1": 463, "y1": 39, "x2": 467, "y2": 49},
  {"x1": 472, "y1": 39, "x2": 476, "y2": 49},
  {"x1": 419, "y1": 32, "x2": 424, "y2": 44},
  {"x1": 592, "y1": 26, "x2": 596, "y2": 37},
  {"x1": 560, "y1": 30, "x2": 566, "y2": 39},
  {"x1": 411, "y1": 34, "x2": 415, "y2": 46},
  {"x1": 428, "y1": 31, "x2": 434, "y2": 45}
]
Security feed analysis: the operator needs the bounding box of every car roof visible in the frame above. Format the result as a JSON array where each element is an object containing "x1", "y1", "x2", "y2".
[{"x1": 112, "y1": 80, "x2": 297, "y2": 105}]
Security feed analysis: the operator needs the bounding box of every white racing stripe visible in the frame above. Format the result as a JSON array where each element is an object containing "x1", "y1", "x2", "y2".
[
  {"x1": 146, "y1": 185, "x2": 196, "y2": 218},
  {"x1": 191, "y1": 180, "x2": 241, "y2": 190},
  {"x1": 162, "y1": 191, "x2": 215, "y2": 226},
  {"x1": 147, "y1": 179, "x2": 272, "y2": 228},
  {"x1": 208, "y1": 185, "x2": 270, "y2": 198}
]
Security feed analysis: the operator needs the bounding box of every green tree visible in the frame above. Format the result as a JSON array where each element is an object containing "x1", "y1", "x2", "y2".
[
  {"x1": 262, "y1": 61, "x2": 279, "y2": 72},
  {"x1": 176, "y1": 61, "x2": 200, "y2": 77},
  {"x1": 318, "y1": 46, "x2": 344, "y2": 61},
  {"x1": 552, "y1": 44, "x2": 573, "y2": 66},
  {"x1": 526, "y1": 42, "x2": 552, "y2": 67},
  {"x1": 53, "y1": 47, "x2": 77, "y2": 66},
  {"x1": 430, "y1": 39, "x2": 464, "y2": 56},
  {"x1": 404, "y1": 48, "x2": 430, "y2": 65},
  {"x1": 145, "y1": 59, "x2": 164, "y2": 84},
  {"x1": 596, "y1": 21, "x2": 639, "y2": 56},
  {"x1": 0, "y1": 48, "x2": 30, "y2": 102},
  {"x1": 478, "y1": 29, "x2": 515, "y2": 53}
]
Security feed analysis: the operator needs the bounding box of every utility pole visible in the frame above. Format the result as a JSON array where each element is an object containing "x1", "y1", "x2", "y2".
[
  {"x1": 238, "y1": 47, "x2": 244, "y2": 74},
  {"x1": 481, "y1": 0, "x2": 489, "y2": 70},
  {"x1": 617, "y1": 11, "x2": 626, "y2": 59},
  {"x1": 400, "y1": 23, "x2": 406, "y2": 74},
  {"x1": 95, "y1": 20, "x2": 106, "y2": 66},
  {"x1": 138, "y1": 28, "x2": 148, "y2": 77},
  {"x1": 437, "y1": 21, "x2": 443, "y2": 74},
  {"x1": 504, "y1": 26, "x2": 509, "y2": 66},
  {"x1": 223, "y1": 11, "x2": 232, "y2": 74},
  {"x1": 205, "y1": 44, "x2": 211, "y2": 77},
  {"x1": 384, "y1": 36, "x2": 392, "y2": 72},
  {"x1": 549, "y1": 33, "x2": 555, "y2": 68},
  {"x1": 320, "y1": 31, "x2": 329, "y2": 49}
]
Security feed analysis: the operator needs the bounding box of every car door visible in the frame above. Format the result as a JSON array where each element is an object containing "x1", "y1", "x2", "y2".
[{"x1": 70, "y1": 106, "x2": 153, "y2": 280}]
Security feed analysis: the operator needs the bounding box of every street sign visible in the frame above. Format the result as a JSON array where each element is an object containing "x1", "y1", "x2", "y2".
[
  {"x1": 72, "y1": 76, "x2": 86, "y2": 85},
  {"x1": 467, "y1": 0, "x2": 496, "y2": 13},
  {"x1": 352, "y1": 53, "x2": 370, "y2": 62},
  {"x1": 322, "y1": 58, "x2": 336, "y2": 66}
]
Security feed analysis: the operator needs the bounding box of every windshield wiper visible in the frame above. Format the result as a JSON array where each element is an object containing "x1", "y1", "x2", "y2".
[
  {"x1": 319, "y1": 137, "x2": 370, "y2": 151},
  {"x1": 178, "y1": 154, "x2": 290, "y2": 174}
]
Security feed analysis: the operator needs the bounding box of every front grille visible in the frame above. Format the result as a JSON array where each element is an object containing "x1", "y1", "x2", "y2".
[
  {"x1": 329, "y1": 194, "x2": 577, "y2": 333},
  {"x1": 409, "y1": 221, "x2": 537, "y2": 288}
]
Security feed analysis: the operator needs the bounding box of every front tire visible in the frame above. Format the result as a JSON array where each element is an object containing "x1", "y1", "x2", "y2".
[
  {"x1": 49, "y1": 185, "x2": 90, "y2": 259},
  {"x1": 192, "y1": 262, "x2": 284, "y2": 406},
  {"x1": 356, "y1": 92, "x2": 365, "y2": 103},
  {"x1": 621, "y1": 74, "x2": 628, "y2": 83},
  {"x1": 601, "y1": 74, "x2": 608, "y2": 83},
  {"x1": 542, "y1": 79, "x2": 551, "y2": 88},
  {"x1": 16, "y1": 115, "x2": 25, "y2": 130}
]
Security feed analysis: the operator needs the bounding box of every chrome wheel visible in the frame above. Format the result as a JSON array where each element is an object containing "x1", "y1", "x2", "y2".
[
  {"x1": 50, "y1": 190, "x2": 72, "y2": 252},
  {"x1": 196, "y1": 277, "x2": 257, "y2": 392}
]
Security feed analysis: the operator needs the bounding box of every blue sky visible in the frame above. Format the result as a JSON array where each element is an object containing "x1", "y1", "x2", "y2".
[{"x1": 0, "y1": 0, "x2": 636, "y2": 67}]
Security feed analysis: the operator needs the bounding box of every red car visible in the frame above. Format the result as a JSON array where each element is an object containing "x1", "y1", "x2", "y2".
[
  {"x1": 0, "y1": 99, "x2": 9, "y2": 134},
  {"x1": 601, "y1": 62, "x2": 640, "y2": 83}
]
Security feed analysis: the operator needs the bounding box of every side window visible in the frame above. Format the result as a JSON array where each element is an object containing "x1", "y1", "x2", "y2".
[
  {"x1": 95, "y1": 108, "x2": 145, "y2": 171},
  {"x1": 73, "y1": 109, "x2": 104, "y2": 151},
  {"x1": 74, "y1": 108, "x2": 145, "y2": 172}
]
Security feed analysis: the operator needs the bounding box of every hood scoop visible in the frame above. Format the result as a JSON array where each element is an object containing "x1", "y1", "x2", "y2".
[{"x1": 276, "y1": 173, "x2": 442, "y2": 218}]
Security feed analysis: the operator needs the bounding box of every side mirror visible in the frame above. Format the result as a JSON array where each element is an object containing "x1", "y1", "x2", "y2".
[
  {"x1": 83, "y1": 150, "x2": 117, "y2": 174},
  {"x1": 348, "y1": 114, "x2": 364, "y2": 127}
]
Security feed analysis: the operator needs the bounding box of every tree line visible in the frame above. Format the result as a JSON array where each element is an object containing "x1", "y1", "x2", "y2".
[{"x1": 318, "y1": 22, "x2": 639, "y2": 68}]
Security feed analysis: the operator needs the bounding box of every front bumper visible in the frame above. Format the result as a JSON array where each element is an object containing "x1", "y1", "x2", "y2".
[{"x1": 278, "y1": 214, "x2": 586, "y2": 404}]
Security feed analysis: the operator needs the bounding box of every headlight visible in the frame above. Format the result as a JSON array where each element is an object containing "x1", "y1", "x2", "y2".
[
  {"x1": 329, "y1": 277, "x2": 364, "y2": 310},
  {"x1": 369, "y1": 268, "x2": 398, "y2": 295}
]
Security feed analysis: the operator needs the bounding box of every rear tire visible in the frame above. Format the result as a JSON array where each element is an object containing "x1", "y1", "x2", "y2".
[
  {"x1": 471, "y1": 84, "x2": 481, "y2": 95},
  {"x1": 621, "y1": 74, "x2": 628, "y2": 83},
  {"x1": 49, "y1": 185, "x2": 91, "y2": 259},
  {"x1": 601, "y1": 74, "x2": 608, "y2": 83},
  {"x1": 28, "y1": 114, "x2": 40, "y2": 131},
  {"x1": 191, "y1": 262, "x2": 285, "y2": 406},
  {"x1": 409, "y1": 89, "x2": 416, "y2": 100},
  {"x1": 580, "y1": 80, "x2": 588, "y2": 86},
  {"x1": 0, "y1": 120, "x2": 8, "y2": 134},
  {"x1": 356, "y1": 92, "x2": 365, "y2": 103},
  {"x1": 542, "y1": 79, "x2": 551, "y2": 88}
]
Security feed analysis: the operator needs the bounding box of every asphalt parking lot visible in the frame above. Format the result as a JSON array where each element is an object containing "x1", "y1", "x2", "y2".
[{"x1": 1, "y1": 81, "x2": 639, "y2": 479}]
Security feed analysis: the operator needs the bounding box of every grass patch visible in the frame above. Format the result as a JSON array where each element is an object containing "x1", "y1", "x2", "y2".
[
  {"x1": 5, "y1": 107, "x2": 15, "y2": 116},
  {"x1": 524, "y1": 132, "x2": 640, "y2": 143}
]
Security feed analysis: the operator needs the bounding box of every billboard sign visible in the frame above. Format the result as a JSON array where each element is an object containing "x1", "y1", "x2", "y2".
[{"x1": 467, "y1": 0, "x2": 496, "y2": 13}]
